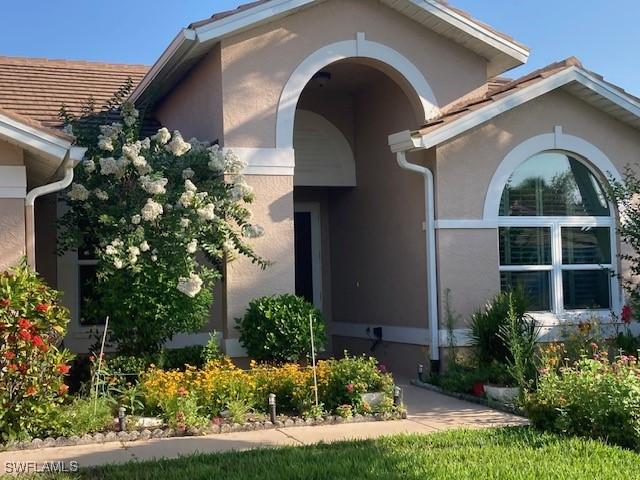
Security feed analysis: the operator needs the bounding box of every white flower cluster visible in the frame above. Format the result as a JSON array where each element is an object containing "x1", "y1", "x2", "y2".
[
  {"x1": 68, "y1": 183, "x2": 89, "y2": 201},
  {"x1": 121, "y1": 102, "x2": 139, "y2": 127},
  {"x1": 128, "y1": 245, "x2": 141, "y2": 264},
  {"x1": 177, "y1": 273, "x2": 203, "y2": 298},
  {"x1": 141, "y1": 198, "x2": 163, "y2": 222},
  {"x1": 182, "y1": 168, "x2": 195, "y2": 179},
  {"x1": 140, "y1": 175, "x2": 168, "y2": 195},
  {"x1": 123, "y1": 140, "x2": 150, "y2": 174},
  {"x1": 242, "y1": 224, "x2": 265, "y2": 239},
  {"x1": 83, "y1": 159, "x2": 96, "y2": 174},
  {"x1": 229, "y1": 176, "x2": 253, "y2": 201},
  {"x1": 152, "y1": 127, "x2": 171, "y2": 145},
  {"x1": 207, "y1": 145, "x2": 247, "y2": 174},
  {"x1": 97, "y1": 123, "x2": 122, "y2": 152},
  {"x1": 197, "y1": 204, "x2": 216, "y2": 221},
  {"x1": 165, "y1": 130, "x2": 192, "y2": 157},
  {"x1": 186, "y1": 239, "x2": 198, "y2": 254},
  {"x1": 100, "y1": 157, "x2": 120, "y2": 176},
  {"x1": 94, "y1": 188, "x2": 109, "y2": 201}
]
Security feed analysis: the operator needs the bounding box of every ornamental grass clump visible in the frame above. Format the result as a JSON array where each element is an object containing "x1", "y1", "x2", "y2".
[
  {"x1": 0, "y1": 261, "x2": 74, "y2": 441},
  {"x1": 525, "y1": 348, "x2": 640, "y2": 450},
  {"x1": 58, "y1": 95, "x2": 267, "y2": 355}
]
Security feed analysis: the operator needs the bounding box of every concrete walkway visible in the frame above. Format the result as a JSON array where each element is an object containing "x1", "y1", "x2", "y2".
[{"x1": 0, "y1": 383, "x2": 528, "y2": 471}]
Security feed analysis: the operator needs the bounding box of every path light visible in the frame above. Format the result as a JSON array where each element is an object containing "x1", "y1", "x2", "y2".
[
  {"x1": 393, "y1": 386, "x2": 403, "y2": 407},
  {"x1": 118, "y1": 406, "x2": 127, "y2": 432},
  {"x1": 268, "y1": 393, "x2": 277, "y2": 423},
  {"x1": 417, "y1": 364, "x2": 424, "y2": 382}
]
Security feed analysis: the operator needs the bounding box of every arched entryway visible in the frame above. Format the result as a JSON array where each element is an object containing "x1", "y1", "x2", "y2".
[{"x1": 290, "y1": 57, "x2": 432, "y2": 375}]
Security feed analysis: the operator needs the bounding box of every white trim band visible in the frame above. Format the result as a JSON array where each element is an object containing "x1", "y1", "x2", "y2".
[{"x1": 226, "y1": 147, "x2": 295, "y2": 176}]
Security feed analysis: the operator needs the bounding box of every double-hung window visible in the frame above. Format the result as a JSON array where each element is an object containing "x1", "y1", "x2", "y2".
[{"x1": 498, "y1": 151, "x2": 616, "y2": 317}]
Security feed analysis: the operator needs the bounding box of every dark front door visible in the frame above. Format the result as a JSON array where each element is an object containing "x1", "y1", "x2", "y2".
[{"x1": 294, "y1": 211, "x2": 314, "y2": 304}]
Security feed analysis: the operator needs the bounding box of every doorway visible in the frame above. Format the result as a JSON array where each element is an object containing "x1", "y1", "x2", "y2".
[{"x1": 294, "y1": 202, "x2": 322, "y2": 310}]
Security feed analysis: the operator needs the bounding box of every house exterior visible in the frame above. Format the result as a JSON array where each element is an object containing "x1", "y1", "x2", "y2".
[{"x1": 1, "y1": 0, "x2": 639, "y2": 375}]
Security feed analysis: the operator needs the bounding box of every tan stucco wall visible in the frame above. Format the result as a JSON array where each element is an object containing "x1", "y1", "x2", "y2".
[
  {"x1": 220, "y1": 0, "x2": 487, "y2": 147},
  {"x1": 154, "y1": 44, "x2": 224, "y2": 143},
  {"x1": 0, "y1": 198, "x2": 26, "y2": 271},
  {"x1": 326, "y1": 73, "x2": 429, "y2": 329},
  {"x1": 225, "y1": 175, "x2": 295, "y2": 338},
  {"x1": 0, "y1": 140, "x2": 25, "y2": 271},
  {"x1": 434, "y1": 90, "x2": 640, "y2": 326}
]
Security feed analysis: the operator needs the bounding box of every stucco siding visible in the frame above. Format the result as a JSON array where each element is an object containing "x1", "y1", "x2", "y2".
[
  {"x1": 220, "y1": 0, "x2": 488, "y2": 147},
  {"x1": 154, "y1": 45, "x2": 224, "y2": 143},
  {"x1": 0, "y1": 198, "x2": 26, "y2": 271},
  {"x1": 225, "y1": 175, "x2": 295, "y2": 338}
]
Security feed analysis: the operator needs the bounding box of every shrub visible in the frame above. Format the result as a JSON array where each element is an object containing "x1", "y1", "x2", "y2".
[
  {"x1": 58, "y1": 96, "x2": 267, "y2": 356},
  {"x1": 202, "y1": 332, "x2": 223, "y2": 363},
  {"x1": 469, "y1": 288, "x2": 528, "y2": 366},
  {"x1": 320, "y1": 354, "x2": 393, "y2": 413},
  {"x1": 436, "y1": 362, "x2": 515, "y2": 394},
  {"x1": 56, "y1": 397, "x2": 114, "y2": 437},
  {"x1": 238, "y1": 294, "x2": 326, "y2": 363},
  {"x1": 0, "y1": 261, "x2": 74, "y2": 441},
  {"x1": 525, "y1": 351, "x2": 640, "y2": 450},
  {"x1": 158, "y1": 346, "x2": 205, "y2": 370}
]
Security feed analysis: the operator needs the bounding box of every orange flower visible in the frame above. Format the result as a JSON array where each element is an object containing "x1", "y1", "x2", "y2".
[
  {"x1": 18, "y1": 318, "x2": 32, "y2": 330},
  {"x1": 35, "y1": 303, "x2": 50, "y2": 313},
  {"x1": 18, "y1": 330, "x2": 32, "y2": 341},
  {"x1": 0, "y1": 299, "x2": 10, "y2": 307},
  {"x1": 3, "y1": 351, "x2": 15, "y2": 360},
  {"x1": 58, "y1": 384, "x2": 69, "y2": 395},
  {"x1": 31, "y1": 335, "x2": 45, "y2": 348},
  {"x1": 57, "y1": 364, "x2": 71, "y2": 375},
  {"x1": 25, "y1": 386, "x2": 37, "y2": 397}
]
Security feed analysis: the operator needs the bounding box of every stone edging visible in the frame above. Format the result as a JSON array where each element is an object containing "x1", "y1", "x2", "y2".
[
  {"x1": 1, "y1": 412, "x2": 406, "y2": 453},
  {"x1": 410, "y1": 379, "x2": 525, "y2": 416}
]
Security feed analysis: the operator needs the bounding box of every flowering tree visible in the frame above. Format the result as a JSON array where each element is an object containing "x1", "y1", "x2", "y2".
[{"x1": 59, "y1": 101, "x2": 266, "y2": 355}]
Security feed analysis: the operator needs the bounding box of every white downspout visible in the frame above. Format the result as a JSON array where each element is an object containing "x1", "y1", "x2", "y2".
[
  {"x1": 396, "y1": 150, "x2": 440, "y2": 370},
  {"x1": 25, "y1": 146, "x2": 86, "y2": 268}
]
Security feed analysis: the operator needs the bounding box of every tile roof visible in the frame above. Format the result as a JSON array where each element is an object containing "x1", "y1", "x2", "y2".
[
  {"x1": 418, "y1": 57, "x2": 583, "y2": 136},
  {"x1": 0, "y1": 56, "x2": 149, "y2": 130},
  {"x1": 0, "y1": 104, "x2": 74, "y2": 142}
]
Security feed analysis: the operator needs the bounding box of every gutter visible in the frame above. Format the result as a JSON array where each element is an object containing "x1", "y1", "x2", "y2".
[
  {"x1": 24, "y1": 146, "x2": 86, "y2": 268},
  {"x1": 394, "y1": 147, "x2": 440, "y2": 372}
]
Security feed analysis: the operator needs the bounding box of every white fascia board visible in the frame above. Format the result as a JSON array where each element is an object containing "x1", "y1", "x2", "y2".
[
  {"x1": 388, "y1": 130, "x2": 423, "y2": 153},
  {"x1": 129, "y1": 29, "x2": 197, "y2": 103},
  {"x1": 0, "y1": 113, "x2": 71, "y2": 161},
  {"x1": 418, "y1": 0, "x2": 529, "y2": 63},
  {"x1": 415, "y1": 66, "x2": 640, "y2": 151},
  {"x1": 195, "y1": 0, "x2": 317, "y2": 43}
]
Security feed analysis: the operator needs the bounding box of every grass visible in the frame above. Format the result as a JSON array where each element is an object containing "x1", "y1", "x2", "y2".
[{"x1": 9, "y1": 427, "x2": 640, "y2": 480}]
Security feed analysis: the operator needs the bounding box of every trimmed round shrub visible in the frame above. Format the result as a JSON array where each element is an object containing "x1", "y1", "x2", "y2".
[
  {"x1": 0, "y1": 261, "x2": 74, "y2": 440},
  {"x1": 238, "y1": 294, "x2": 326, "y2": 363}
]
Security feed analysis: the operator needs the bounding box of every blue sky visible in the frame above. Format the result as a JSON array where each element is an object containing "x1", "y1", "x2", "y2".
[{"x1": 1, "y1": 0, "x2": 638, "y2": 95}]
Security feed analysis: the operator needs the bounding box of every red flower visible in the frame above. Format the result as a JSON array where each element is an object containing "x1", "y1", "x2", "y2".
[
  {"x1": 18, "y1": 330, "x2": 32, "y2": 341},
  {"x1": 7, "y1": 364, "x2": 17, "y2": 372},
  {"x1": 17, "y1": 364, "x2": 28, "y2": 374},
  {"x1": 0, "y1": 299, "x2": 10, "y2": 307},
  {"x1": 57, "y1": 364, "x2": 70, "y2": 375},
  {"x1": 3, "y1": 351, "x2": 15, "y2": 360},
  {"x1": 58, "y1": 384, "x2": 69, "y2": 395},
  {"x1": 622, "y1": 305, "x2": 633, "y2": 325},
  {"x1": 24, "y1": 386, "x2": 37, "y2": 397},
  {"x1": 590, "y1": 342, "x2": 599, "y2": 351},
  {"x1": 17, "y1": 318, "x2": 32, "y2": 330},
  {"x1": 31, "y1": 335, "x2": 44, "y2": 348},
  {"x1": 345, "y1": 383, "x2": 354, "y2": 393},
  {"x1": 35, "y1": 303, "x2": 50, "y2": 313},
  {"x1": 38, "y1": 342, "x2": 49, "y2": 353}
]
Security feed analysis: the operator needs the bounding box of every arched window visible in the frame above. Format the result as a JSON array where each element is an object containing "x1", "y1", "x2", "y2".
[{"x1": 498, "y1": 151, "x2": 616, "y2": 316}]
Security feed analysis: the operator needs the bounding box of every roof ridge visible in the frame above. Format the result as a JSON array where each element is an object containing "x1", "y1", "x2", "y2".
[{"x1": 0, "y1": 55, "x2": 150, "y2": 70}]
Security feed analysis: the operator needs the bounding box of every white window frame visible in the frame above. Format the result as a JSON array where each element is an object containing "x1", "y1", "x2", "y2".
[{"x1": 498, "y1": 152, "x2": 621, "y2": 326}]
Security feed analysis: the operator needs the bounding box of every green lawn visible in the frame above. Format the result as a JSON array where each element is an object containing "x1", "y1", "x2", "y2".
[{"x1": 17, "y1": 428, "x2": 640, "y2": 480}]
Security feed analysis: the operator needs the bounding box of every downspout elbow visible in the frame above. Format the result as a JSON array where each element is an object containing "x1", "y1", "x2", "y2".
[{"x1": 24, "y1": 146, "x2": 86, "y2": 268}]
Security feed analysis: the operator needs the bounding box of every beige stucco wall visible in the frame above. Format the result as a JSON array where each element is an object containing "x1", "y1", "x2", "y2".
[
  {"x1": 328, "y1": 73, "x2": 429, "y2": 329},
  {"x1": 154, "y1": 44, "x2": 224, "y2": 143},
  {"x1": 434, "y1": 90, "x2": 640, "y2": 326},
  {"x1": 225, "y1": 175, "x2": 295, "y2": 338},
  {"x1": 0, "y1": 140, "x2": 25, "y2": 271},
  {"x1": 219, "y1": 0, "x2": 488, "y2": 147}
]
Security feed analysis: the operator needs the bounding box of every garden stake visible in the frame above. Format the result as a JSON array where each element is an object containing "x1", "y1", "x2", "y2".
[
  {"x1": 309, "y1": 313, "x2": 319, "y2": 407},
  {"x1": 268, "y1": 393, "x2": 277, "y2": 423},
  {"x1": 93, "y1": 315, "x2": 109, "y2": 415},
  {"x1": 118, "y1": 406, "x2": 127, "y2": 432}
]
